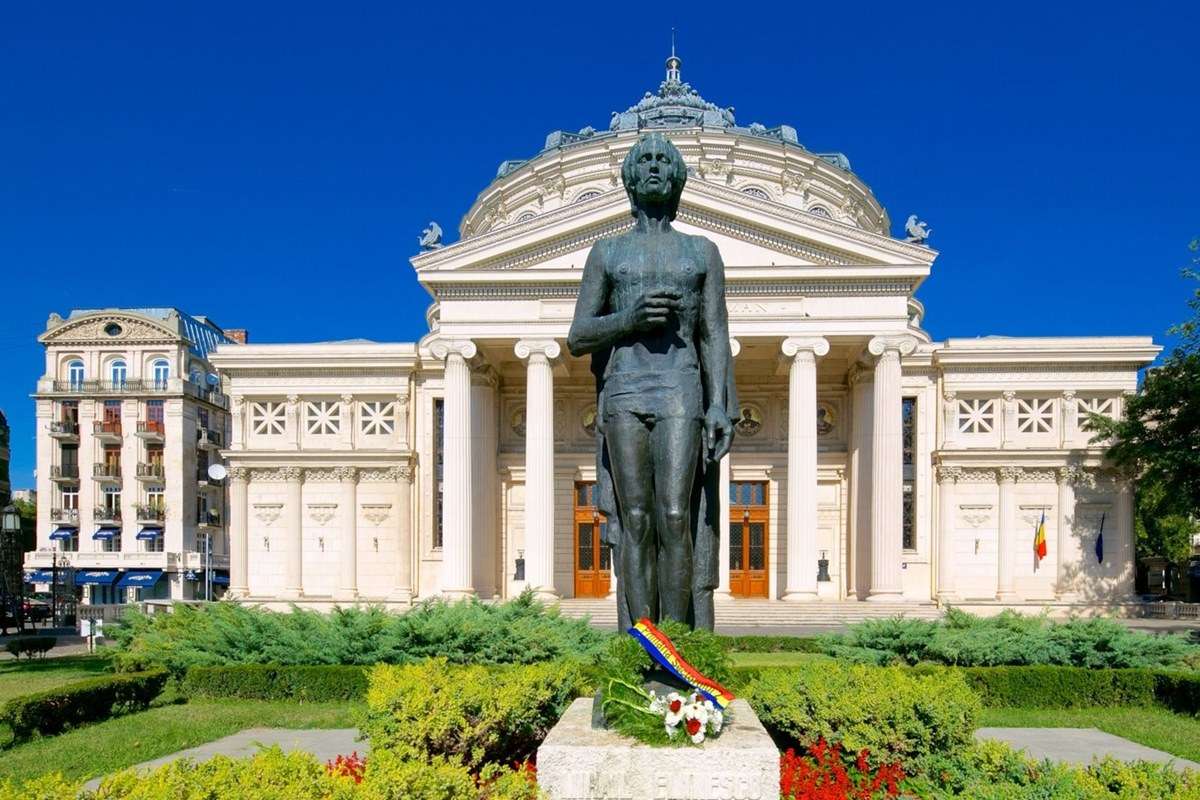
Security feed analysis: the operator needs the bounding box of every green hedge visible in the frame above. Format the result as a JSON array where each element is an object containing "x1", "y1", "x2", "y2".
[
  {"x1": 4, "y1": 636, "x2": 56, "y2": 659},
  {"x1": 181, "y1": 664, "x2": 369, "y2": 702},
  {"x1": 1153, "y1": 670, "x2": 1200, "y2": 716},
  {"x1": 717, "y1": 634, "x2": 822, "y2": 653},
  {"x1": 0, "y1": 669, "x2": 168, "y2": 741}
]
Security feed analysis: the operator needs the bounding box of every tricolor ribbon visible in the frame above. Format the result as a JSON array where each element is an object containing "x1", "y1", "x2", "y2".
[{"x1": 629, "y1": 618, "x2": 734, "y2": 710}]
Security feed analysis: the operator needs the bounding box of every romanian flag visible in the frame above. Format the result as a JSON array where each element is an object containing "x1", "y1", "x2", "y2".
[
  {"x1": 1033, "y1": 510, "x2": 1048, "y2": 562},
  {"x1": 629, "y1": 618, "x2": 735, "y2": 710}
]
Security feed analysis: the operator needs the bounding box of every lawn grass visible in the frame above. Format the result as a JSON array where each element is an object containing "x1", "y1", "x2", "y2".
[
  {"x1": 0, "y1": 699, "x2": 363, "y2": 784},
  {"x1": 0, "y1": 652, "x2": 113, "y2": 704},
  {"x1": 728, "y1": 651, "x2": 831, "y2": 668},
  {"x1": 980, "y1": 706, "x2": 1200, "y2": 764}
]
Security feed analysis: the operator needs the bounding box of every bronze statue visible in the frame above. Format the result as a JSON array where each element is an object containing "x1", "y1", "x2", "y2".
[{"x1": 568, "y1": 132, "x2": 735, "y2": 631}]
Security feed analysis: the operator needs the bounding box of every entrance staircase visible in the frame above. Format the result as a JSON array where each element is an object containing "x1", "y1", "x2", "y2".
[{"x1": 553, "y1": 598, "x2": 944, "y2": 632}]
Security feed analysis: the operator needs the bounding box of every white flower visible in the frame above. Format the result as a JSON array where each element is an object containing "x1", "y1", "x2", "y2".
[
  {"x1": 663, "y1": 692, "x2": 685, "y2": 728},
  {"x1": 690, "y1": 727, "x2": 706, "y2": 744},
  {"x1": 711, "y1": 708, "x2": 724, "y2": 733}
]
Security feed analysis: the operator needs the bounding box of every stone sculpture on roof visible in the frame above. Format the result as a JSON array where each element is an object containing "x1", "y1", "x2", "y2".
[
  {"x1": 905, "y1": 215, "x2": 932, "y2": 246},
  {"x1": 418, "y1": 221, "x2": 443, "y2": 251}
]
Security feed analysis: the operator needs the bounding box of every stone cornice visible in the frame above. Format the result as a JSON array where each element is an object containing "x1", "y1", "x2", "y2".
[{"x1": 427, "y1": 277, "x2": 917, "y2": 302}]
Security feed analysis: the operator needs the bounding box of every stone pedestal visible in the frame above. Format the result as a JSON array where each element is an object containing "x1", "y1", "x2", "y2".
[{"x1": 537, "y1": 698, "x2": 778, "y2": 800}]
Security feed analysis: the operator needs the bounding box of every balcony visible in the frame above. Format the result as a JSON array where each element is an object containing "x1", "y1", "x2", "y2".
[
  {"x1": 49, "y1": 421, "x2": 80, "y2": 441},
  {"x1": 136, "y1": 420, "x2": 165, "y2": 441},
  {"x1": 48, "y1": 378, "x2": 171, "y2": 395},
  {"x1": 196, "y1": 428, "x2": 223, "y2": 449},
  {"x1": 50, "y1": 507, "x2": 80, "y2": 524},
  {"x1": 184, "y1": 380, "x2": 229, "y2": 410},
  {"x1": 196, "y1": 509, "x2": 222, "y2": 529},
  {"x1": 135, "y1": 504, "x2": 166, "y2": 522},
  {"x1": 93, "y1": 420, "x2": 123, "y2": 442},
  {"x1": 136, "y1": 462, "x2": 165, "y2": 482},
  {"x1": 50, "y1": 465, "x2": 80, "y2": 483},
  {"x1": 93, "y1": 505, "x2": 122, "y2": 523},
  {"x1": 93, "y1": 462, "x2": 122, "y2": 483}
]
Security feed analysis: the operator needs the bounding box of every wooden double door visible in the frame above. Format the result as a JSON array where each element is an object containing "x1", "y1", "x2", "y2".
[
  {"x1": 573, "y1": 482, "x2": 611, "y2": 597},
  {"x1": 729, "y1": 481, "x2": 769, "y2": 598}
]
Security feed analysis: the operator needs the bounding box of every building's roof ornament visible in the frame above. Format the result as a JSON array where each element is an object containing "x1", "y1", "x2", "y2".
[
  {"x1": 418, "y1": 221, "x2": 444, "y2": 251},
  {"x1": 904, "y1": 215, "x2": 932, "y2": 246}
]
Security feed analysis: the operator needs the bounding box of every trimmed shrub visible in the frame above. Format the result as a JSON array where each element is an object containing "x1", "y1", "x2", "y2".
[
  {"x1": 362, "y1": 658, "x2": 586, "y2": 770},
  {"x1": 948, "y1": 665, "x2": 1156, "y2": 709},
  {"x1": 181, "y1": 664, "x2": 369, "y2": 701},
  {"x1": 1153, "y1": 670, "x2": 1200, "y2": 716},
  {"x1": 0, "y1": 669, "x2": 167, "y2": 741},
  {"x1": 743, "y1": 661, "x2": 981, "y2": 771},
  {"x1": 821, "y1": 608, "x2": 1200, "y2": 669},
  {"x1": 111, "y1": 591, "x2": 610, "y2": 673},
  {"x1": 718, "y1": 634, "x2": 822, "y2": 653},
  {"x1": 4, "y1": 636, "x2": 56, "y2": 659}
]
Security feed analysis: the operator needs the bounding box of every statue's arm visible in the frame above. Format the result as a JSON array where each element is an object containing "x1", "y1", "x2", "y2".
[
  {"x1": 568, "y1": 243, "x2": 624, "y2": 356},
  {"x1": 698, "y1": 239, "x2": 730, "y2": 412}
]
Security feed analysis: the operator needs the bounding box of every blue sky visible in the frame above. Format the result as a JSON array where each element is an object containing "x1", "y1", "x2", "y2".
[{"x1": 1, "y1": 2, "x2": 1197, "y2": 487}]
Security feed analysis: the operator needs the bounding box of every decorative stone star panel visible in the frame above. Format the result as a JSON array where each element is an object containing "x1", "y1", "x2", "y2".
[
  {"x1": 250, "y1": 402, "x2": 286, "y2": 436},
  {"x1": 956, "y1": 398, "x2": 995, "y2": 434},
  {"x1": 1016, "y1": 398, "x2": 1055, "y2": 434},
  {"x1": 360, "y1": 401, "x2": 396, "y2": 436},
  {"x1": 306, "y1": 401, "x2": 341, "y2": 435}
]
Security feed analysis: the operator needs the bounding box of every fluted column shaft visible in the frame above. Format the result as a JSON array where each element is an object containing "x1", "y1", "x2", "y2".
[
  {"x1": 516, "y1": 340, "x2": 560, "y2": 599},
  {"x1": 782, "y1": 337, "x2": 828, "y2": 600},
  {"x1": 393, "y1": 465, "x2": 413, "y2": 601},
  {"x1": 229, "y1": 467, "x2": 249, "y2": 596},
  {"x1": 997, "y1": 467, "x2": 1020, "y2": 601},
  {"x1": 284, "y1": 468, "x2": 303, "y2": 597},
  {"x1": 337, "y1": 468, "x2": 358, "y2": 598},
  {"x1": 434, "y1": 340, "x2": 477, "y2": 598},
  {"x1": 867, "y1": 336, "x2": 915, "y2": 600},
  {"x1": 936, "y1": 466, "x2": 960, "y2": 599},
  {"x1": 716, "y1": 338, "x2": 740, "y2": 599},
  {"x1": 1055, "y1": 467, "x2": 1077, "y2": 599},
  {"x1": 1116, "y1": 478, "x2": 1135, "y2": 597}
]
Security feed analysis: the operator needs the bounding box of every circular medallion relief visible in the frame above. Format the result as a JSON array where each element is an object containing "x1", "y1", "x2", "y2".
[
  {"x1": 104, "y1": 322, "x2": 123, "y2": 337},
  {"x1": 581, "y1": 405, "x2": 598, "y2": 438},
  {"x1": 510, "y1": 408, "x2": 526, "y2": 438},
  {"x1": 817, "y1": 402, "x2": 836, "y2": 437},
  {"x1": 734, "y1": 404, "x2": 764, "y2": 438}
]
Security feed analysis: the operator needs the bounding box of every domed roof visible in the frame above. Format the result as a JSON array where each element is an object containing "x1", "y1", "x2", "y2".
[{"x1": 495, "y1": 52, "x2": 851, "y2": 180}]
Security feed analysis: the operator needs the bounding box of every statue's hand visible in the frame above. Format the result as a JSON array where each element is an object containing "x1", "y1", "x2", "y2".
[
  {"x1": 626, "y1": 289, "x2": 682, "y2": 334},
  {"x1": 704, "y1": 406, "x2": 734, "y2": 463}
]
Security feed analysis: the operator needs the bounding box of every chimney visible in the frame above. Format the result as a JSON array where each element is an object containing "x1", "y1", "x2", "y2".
[{"x1": 225, "y1": 329, "x2": 249, "y2": 344}]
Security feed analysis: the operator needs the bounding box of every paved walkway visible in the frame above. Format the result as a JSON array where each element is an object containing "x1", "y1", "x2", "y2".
[
  {"x1": 976, "y1": 727, "x2": 1199, "y2": 772},
  {"x1": 82, "y1": 728, "x2": 363, "y2": 791}
]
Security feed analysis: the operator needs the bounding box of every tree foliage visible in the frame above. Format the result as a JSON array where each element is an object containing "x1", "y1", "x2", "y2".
[{"x1": 1091, "y1": 240, "x2": 1200, "y2": 558}]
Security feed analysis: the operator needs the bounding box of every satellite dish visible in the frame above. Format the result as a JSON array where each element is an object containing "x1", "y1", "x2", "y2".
[
  {"x1": 207, "y1": 464, "x2": 228, "y2": 481},
  {"x1": 205, "y1": 373, "x2": 221, "y2": 386}
]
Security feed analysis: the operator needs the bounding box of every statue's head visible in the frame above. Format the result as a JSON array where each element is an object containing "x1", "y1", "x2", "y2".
[{"x1": 621, "y1": 132, "x2": 687, "y2": 220}]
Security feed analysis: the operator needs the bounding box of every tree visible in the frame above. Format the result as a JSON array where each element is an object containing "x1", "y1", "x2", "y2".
[{"x1": 1092, "y1": 239, "x2": 1200, "y2": 561}]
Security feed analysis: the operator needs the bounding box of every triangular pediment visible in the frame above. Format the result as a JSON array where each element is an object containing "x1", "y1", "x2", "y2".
[{"x1": 411, "y1": 179, "x2": 936, "y2": 278}]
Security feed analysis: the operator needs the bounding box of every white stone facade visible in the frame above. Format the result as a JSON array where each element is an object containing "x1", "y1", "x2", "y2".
[
  {"x1": 26, "y1": 308, "x2": 233, "y2": 603},
  {"x1": 213, "y1": 59, "x2": 1165, "y2": 611}
]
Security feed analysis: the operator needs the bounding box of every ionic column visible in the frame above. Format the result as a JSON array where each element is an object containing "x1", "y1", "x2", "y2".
[
  {"x1": 996, "y1": 466, "x2": 1021, "y2": 601},
  {"x1": 1115, "y1": 476, "x2": 1135, "y2": 598},
  {"x1": 431, "y1": 339, "x2": 477, "y2": 599},
  {"x1": 716, "y1": 337, "x2": 740, "y2": 599},
  {"x1": 781, "y1": 336, "x2": 829, "y2": 601},
  {"x1": 283, "y1": 467, "x2": 304, "y2": 597},
  {"x1": 867, "y1": 335, "x2": 917, "y2": 601},
  {"x1": 515, "y1": 339, "x2": 561, "y2": 600},
  {"x1": 1055, "y1": 466, "x2": 1078, "y2": 600},
  {"x1": 936, "y1": 466, "x2": 962, "y2": 601},
  {"x1": 336, "y1": 467, "x2": 358, "y2": 600},
  {"x1": 229, "y1": 467, "x2": 249, "y2": 597},
  {"x1": 392, "y1": 463, "x2": 414, "y2": 602}
]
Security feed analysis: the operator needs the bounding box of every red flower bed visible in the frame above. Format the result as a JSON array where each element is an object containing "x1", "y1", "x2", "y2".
[
  {"x1": 780, "y1": 741, "x2": 905, "y2": 800},
  {"x1": 326, "y1": 751, "x2": 367, "y2": 784}
]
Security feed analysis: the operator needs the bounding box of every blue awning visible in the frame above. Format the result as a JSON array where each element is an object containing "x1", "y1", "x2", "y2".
[
  {"x1": 92, "y1": 526, "x2": 121, "y2": 541},
  {"x1": 211, "y1": 571, "x2": 230, "y2": 586},
  {"x1": 24, "y1": 570, "x2": 54, "y2": 583},
  {"x1": 49, "y1": 526, "x2": 77, "y2": 540},
  {"x1": 75, "y1": 569, "x2": 120, "y2": 585},
  {"x1": 136, "y1": 526, "x2": 163, "y2": 540},
  {"x1": 117, "y1": 569, "x2": 163, "y2": 589},
  {"x1": 186, "y1": 570, "x2": 230, "y2": 586}
]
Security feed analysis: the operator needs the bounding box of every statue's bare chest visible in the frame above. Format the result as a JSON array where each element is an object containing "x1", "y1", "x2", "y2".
[{"x1": 604, "y1": 238, "x2": 706, "y2": 309}]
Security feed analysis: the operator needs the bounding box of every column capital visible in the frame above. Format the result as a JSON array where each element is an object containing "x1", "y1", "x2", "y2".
[
  {"x1": 936, "y1": 465, "x2": 964, "y2": 484},
  {"x1": 1062, "y1": 389, "x2": 1077, "y2": 401},
  {"x1": 514, "y1": 339, "x2": 562, "y2": 362},
  {"x1": 867, "y1": 335, "x2": 918, "y2": 359},
  {"x1": 228, "y1": 466, "x2": 250, "y2": 482},
  {"x1": 997, "y1": 466, "x2": 1023, "y2": 484},
  {"x1": 1056, "y1": 465, "x2": 1083, "y2": 485},
  {"x1": 943, "y1": 388, "x2": 957, "y2": 402},
  {"x1": 430, "y1": 338, "x2": 478, "y2": 362},
  {"x1": 331, "y1": 466, "x2": 358, "y2": 483},
  {"x1": 280, "y1": 466, "x2": 304, "y2": 483},
  {"x1": 781, "y1": 336, "x2": 830, "y2": 359}
]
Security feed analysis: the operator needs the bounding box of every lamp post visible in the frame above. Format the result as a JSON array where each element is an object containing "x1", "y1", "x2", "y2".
[{"x1": 0, "y1": 504, "x2": 25, "y2": 634}]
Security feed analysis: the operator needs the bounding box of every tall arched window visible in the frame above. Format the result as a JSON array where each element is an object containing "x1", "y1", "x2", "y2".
[
  {"x1": 67, "y1": 359, "x2": 85, "y2": 390},
  {"x1": 151, "y1": 359, "x2": 170, "y2": 390},
  {"x1": 110, "y1": 359, "x2": 128, "y2": 388}
]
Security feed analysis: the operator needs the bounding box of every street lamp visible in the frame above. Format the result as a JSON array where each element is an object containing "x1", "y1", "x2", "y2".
[{"x1": 0, "y1": 504, "x2": 24, "y2": 634}]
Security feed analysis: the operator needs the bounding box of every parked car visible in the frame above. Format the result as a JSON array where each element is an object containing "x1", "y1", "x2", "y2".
[{"x1": 22, "y1": 599, "x2": 51, "y2": 623}]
